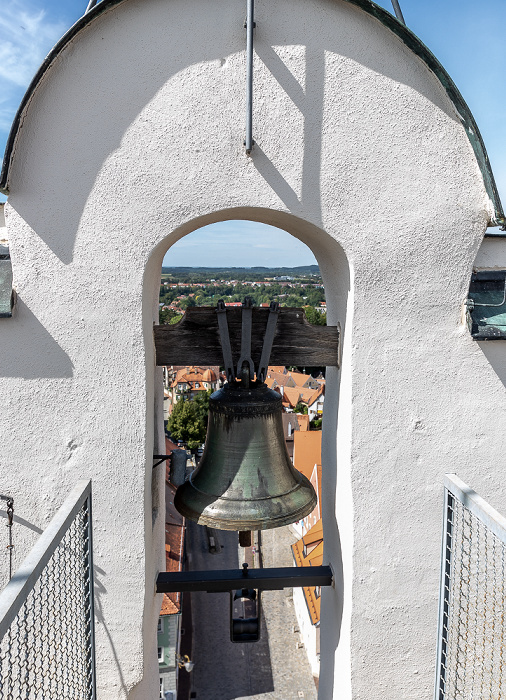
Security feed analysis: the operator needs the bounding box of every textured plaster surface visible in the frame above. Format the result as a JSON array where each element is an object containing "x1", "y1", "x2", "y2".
[{"x1": 0, "y1": 0, "x2": 503, "y2": 698}]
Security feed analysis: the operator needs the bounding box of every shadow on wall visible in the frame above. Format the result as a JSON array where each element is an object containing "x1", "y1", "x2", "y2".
[
  {"x1": 94, "y1": 564, "x2": 129, "y2": 697},
  {"x1": 0, "y1": 298, "x2": 73, "y2": 378},
  {"x1": 477, "y1": 341, "x2": 506, "y2": 390},
  {"x1": 0, "y1": 510, "x2": 43, "y2": 536},
  {"x1": 252, "y1": 43, "x2": 325, "y2": 225},
  {"x1": 0, "y1": 509, "x2": 44, "y2": 589},
  {"x1": 8, "y1": 0, "x2": 458, "y2": 265}
]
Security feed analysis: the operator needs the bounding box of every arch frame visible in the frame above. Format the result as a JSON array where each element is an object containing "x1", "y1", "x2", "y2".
[{"x1": 0, "y1": 0, "x2": 503, "y2": 226}]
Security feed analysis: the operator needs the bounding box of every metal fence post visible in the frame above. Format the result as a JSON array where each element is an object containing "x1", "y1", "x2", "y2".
[{"x1": 434, "y1": 486, "x2": 453, "y2": 700}]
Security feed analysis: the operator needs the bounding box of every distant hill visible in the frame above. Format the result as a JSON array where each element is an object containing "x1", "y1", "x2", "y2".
[{"x1": 161, "y1": 265, "x2": 320, "y2": 277}]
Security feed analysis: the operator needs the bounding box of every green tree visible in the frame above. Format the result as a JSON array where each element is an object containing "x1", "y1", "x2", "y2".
[
  {"x1": 294, "y1": 402, "x2": 308, "y2": 415},
  {"x1": 304, "y1": 307, "x2": 326, "y2": 326},
  {"x1": 167, "y1": 391, "x2": 211, "y2": 449},
  {"x1": 159, "y1": 307, "x2": 180, "y2": 324}
]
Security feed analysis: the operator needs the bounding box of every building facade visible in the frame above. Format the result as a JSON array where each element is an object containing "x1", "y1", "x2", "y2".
[{"x1": 0, "y1": 0, "x2": 504, "y2": 697}]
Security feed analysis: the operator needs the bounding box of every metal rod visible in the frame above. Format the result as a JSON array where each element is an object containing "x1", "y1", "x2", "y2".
[
  {"x1": 444, "y1": 473, "x2": 506, "y2": 545},
  {"x1": 390, "y1": 0, "x2": 406, "y2": 25},
  {"x1": 85, "y1": 0, "x2": 98, "y2": 13},
  {"x1": 0, "y1": 480, "x2": 92, "y2": 640},
  {"x1": 434, "y1": 485, "x2": 453, "y2": 700},
  {"x1": 153, "y1": 454, "x2": 172, "y2": 469},
  {"x1": 245, "y1": 0, "x2": 254, "y2": 155},
  {"x1": 84, "y1": 491, "x2": 97, "y2": 700},
  {"x1": 257, "y1": 301, "x2": 280, "y2": 382},
  {"x1": 157, "y1": 565, "x2": 333, "y2": 593},
  {"x1": 0, "y1": 495, "x2": 14, "y2": 579},
  {"x1": 237, "y1": 297, "x2": 255, "y2": 379},
  {"x1": 216, "y1": 300, "x2": 235, "y2": 382}
]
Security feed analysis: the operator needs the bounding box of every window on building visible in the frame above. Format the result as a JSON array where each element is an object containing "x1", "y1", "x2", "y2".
[
  {"x1": 157, "y1": 617, "x2": 163, "y2": 633},
  {"x1": 158, "y1": 647, "x2": 164, "y2": 663}
]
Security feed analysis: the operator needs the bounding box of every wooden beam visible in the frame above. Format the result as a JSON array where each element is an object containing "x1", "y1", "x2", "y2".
[{"x1": 154, "y1": 307, "x2": 339, "y2": 367}]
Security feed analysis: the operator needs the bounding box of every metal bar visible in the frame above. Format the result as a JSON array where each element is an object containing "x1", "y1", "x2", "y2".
[
  {"x1": 153, "y1": 454, "x2": 171, "y2": 469},
  {"x1": 245, "y1": 0, "x2": 254, "y2": 155},
  {"x1": 85, "y1": 0, "x2": 99, "y2": 12},
  {"x1": 157, "y1": 565, "x2": 333, "y2": 593},
  {"x1": 434, "y1": 486, "x2": 453, "y2": 700},
  {"x1": 237, "y1": 297, "x2": 255, "y2": 379},
  {"x1": 257, "y1": 301, "x2": 280, "y2": 382},
  {"x1": 444, "y1": 473, "x2": 506, "y2": 545},
  {"x1": 0, "y1": 494, "x2": 14, "y2": 579},
  {"x1": 390, "y1": 0, "x2": 406, "y2": 25},
  {"x1": 216, "y1": 300, "x2": 235, "y2": 382},
  {"x1": 84, "y1": 492, "x2": 97, "y2": 700},
  {"x1": 0, "y1": 479, "x2": 92, "y2": 640}
]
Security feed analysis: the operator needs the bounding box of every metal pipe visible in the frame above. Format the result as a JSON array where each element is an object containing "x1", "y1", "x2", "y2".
[
  {"x1": 245, "y1": 0, "x2": 254, "y2": 155},
  {"x1": 390, "y1": 0, "x2": 406, "y2": 25},
  {"x1": 0, "y1": 480, "x2": 91, "y2": 639},
  {"x1": 85, "y1": 0, "x2": 98, "y2": 13},
  {"x1": 444, "y1": 473, "x2": 506, "y2": 544},
  {"x1": 84, "y1": 491, "x2": 98, "y2": 700},
  {"x1": 157, "y1": 564, "x2": 333, "y2": 593}
]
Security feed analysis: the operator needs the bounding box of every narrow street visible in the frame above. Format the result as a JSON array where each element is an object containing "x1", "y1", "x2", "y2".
[{"x1": 186, "y1": 521, "x2": 317, "y2": 700}]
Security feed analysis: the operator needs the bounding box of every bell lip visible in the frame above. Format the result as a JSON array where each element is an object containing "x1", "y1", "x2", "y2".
[{"x1": 174, "y1": 476, "x2": 317, "y2": 532}]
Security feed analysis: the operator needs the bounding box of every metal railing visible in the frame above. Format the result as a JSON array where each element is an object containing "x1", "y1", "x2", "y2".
[
  {"x1": 435, "y1": 474, "x2": 506, "y2": 699},
  {"x1": 0, "y1": 480, "x2": 96, "y2": 699}
]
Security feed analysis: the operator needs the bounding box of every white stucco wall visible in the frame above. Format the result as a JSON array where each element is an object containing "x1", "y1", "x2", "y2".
[
  {"x1": 0, "y1": 0, "x2": 503, "y2": 698},
  {"x1": 293, "y1": 584, "x2": 320, "y2": 677}
]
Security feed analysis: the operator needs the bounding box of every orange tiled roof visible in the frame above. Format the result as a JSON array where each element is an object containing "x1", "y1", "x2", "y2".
[
  {"x1": 304, "y1": 464, "x2": 322, "y2": 530},
  {"x1": 161, "y1": 481, "x2": 185, "y2": 616},
  {"x1": 291, "y1": 519, "x2": 324, "y2": 625},
  {"x1": 297, "y1": 415, "x2": 310, "y2": 431},
  {"x1": 288, "y1": 371, "x2": 313, "y2": 388},
  {"x1": 268, "y1": 366, "x2": 286, "y2": 374},
  {"x1": 171, "y1": 365, "x2": 219, "y2": 389},
  {"x1": 293, "y1": 431, "x2": 322, "y2": 479},
  {"x1": 307, "y1": 385, "x2": 325, "y2": 405},
  {"x1": 266, "y1": 371, "x2": 294, "y2": 387},
  {"x1": 283, "y1": 386, "x2": 302, "y2": 408}
]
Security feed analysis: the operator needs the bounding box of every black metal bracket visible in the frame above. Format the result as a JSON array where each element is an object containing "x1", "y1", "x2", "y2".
[
  {"x1": 153, "y1": 454, "x2": 171, "y2": 469},
  {"x1": 156, "y1": 564, "x2": 333, "y2": 594},
  {"x1": 216, "y1": 298, "x2": 280, "y2": 385}
]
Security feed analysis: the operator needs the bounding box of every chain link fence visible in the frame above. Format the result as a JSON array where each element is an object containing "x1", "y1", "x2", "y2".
[
  {"x1": 436, "y1": 474, "x2": 506, "y2": 700},
  {"x1": 0, "y1": 480, "x2": 96, "y2": 699}
]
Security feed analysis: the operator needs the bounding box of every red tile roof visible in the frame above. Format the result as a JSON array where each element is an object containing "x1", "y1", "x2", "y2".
[
  {"x1": 160, "y1": 477, "x2": 185, "y2": 616},
  {"x1": 293, "y1": 432, "x2": 322, "y2": 479},
  {"x1": 291, "y1": 519, "x2": 324, "y2": 625}
]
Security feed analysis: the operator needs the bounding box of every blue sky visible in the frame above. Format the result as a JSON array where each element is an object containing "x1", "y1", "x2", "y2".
[{"x1": 0, "y1": 0, "x2": 504, "y2": 266}]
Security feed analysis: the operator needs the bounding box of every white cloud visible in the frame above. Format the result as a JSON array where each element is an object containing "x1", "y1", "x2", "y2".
[{"x1": 0, "y1": 2, "x2": 66, "y2": 88}]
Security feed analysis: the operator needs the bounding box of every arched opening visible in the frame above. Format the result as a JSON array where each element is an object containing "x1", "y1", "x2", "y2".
[{"x1": 146, "y1": 209, "x2": 352, "y2": 698}]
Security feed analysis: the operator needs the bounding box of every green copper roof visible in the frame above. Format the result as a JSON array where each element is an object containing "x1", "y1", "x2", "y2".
[{"x1": 0, "y1": 0, "x2": 503, "y2": 226}]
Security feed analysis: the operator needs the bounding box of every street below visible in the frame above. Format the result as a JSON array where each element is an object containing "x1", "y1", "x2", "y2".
[{"x1": 186, "y1": 521, "x2": 317, "y2": 700}]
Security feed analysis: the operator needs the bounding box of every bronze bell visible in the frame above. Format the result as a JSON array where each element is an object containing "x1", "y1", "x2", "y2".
[{"x1": 174, "y1": 378, "x2": 317, "y2": 531}]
